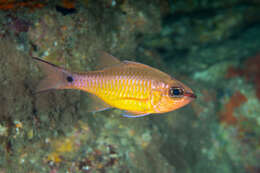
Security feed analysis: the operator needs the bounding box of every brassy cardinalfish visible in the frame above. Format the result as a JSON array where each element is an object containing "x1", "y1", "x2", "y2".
[{"x1": 33, "y1": 52, "x2": 196, "y2": 117}]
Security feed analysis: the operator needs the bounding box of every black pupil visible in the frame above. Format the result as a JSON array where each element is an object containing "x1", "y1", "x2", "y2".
[
  {"x1": 170, "y1": 87, "x2": 183, "y2": 97},
  {"x1": 67, "y1": 76, "x2": 73, "y2": 82},
  {"x1": 173, "y1": 88, "x2": 180, "y2": 95}
]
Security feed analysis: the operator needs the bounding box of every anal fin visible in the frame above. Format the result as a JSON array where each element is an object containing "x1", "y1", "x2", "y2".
[
  {"x1": 122, "y1": 111, "x2": 150, "y2": 118},
  {"x1": 87, "y1": 94, "x2": 113, "y2": 113}
]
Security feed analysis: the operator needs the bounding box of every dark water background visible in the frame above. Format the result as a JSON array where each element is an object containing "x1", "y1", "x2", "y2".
[{"x1": 0, "y1": 0, "x2": 259, "y2": 173}]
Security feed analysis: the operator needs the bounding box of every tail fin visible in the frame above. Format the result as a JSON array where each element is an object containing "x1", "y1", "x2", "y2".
[{"x1": 33, "y1": 57, "x2": 72, "y2": 93}]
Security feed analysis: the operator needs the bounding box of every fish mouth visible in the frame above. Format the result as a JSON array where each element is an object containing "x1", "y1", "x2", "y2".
[{"x1": 184, "y1": 92, "x2": 197, "y2": 99}]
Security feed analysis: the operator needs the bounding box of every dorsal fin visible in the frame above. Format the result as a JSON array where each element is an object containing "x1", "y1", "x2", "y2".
[
  {"x1": 100, "y1": 60, "x2": 172, "y2": 82},
  {"x1": 93, "y1": 51, "x2": 121, "y2": 70},
  {"x1": 122, "y1": 61, "x2": 172, "y2": 80},
  {"x1": 94, "y1": 52, "x2": 172, "y2": 82}
]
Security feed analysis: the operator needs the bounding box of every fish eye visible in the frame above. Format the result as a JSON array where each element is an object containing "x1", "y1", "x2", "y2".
[{"x1": 169, "y1": 87, "x2": 184, "y2": 97}]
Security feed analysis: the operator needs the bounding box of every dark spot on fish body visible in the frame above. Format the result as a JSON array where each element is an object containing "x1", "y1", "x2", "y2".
[{"x1": 67, "y1": 76, "x2": 73, "y2": 83}]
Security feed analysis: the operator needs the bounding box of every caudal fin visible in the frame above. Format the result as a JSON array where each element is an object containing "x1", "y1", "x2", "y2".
[{"x1": 33, "y1": 57, "x2": 72, "y2": 93}]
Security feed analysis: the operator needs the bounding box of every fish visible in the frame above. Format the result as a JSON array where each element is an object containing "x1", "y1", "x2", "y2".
[{"x1": 33, "y1": 52, "x2": 196, "y2": 117}]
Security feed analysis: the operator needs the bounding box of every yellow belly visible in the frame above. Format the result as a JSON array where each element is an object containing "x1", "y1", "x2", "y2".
[
  {"x1": 72, "y1": 72, "x2": 160, "y2": 113},
  {"x1": 96, "y1": 87, "x2": 153, "y2": 113}
]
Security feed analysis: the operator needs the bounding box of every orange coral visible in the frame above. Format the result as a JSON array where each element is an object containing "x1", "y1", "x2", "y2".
[
  {"x1": 226, "y1": 52, "x2": 260, "y2": 100},
  {"x1": 0, "y1": 0, "x2": 45, "y2": 11},
  {"x1": 225, "y1": 66, "x2": 243, "y2": 78},
  {"x1": 220, "y1": 91, "x2": 247, "y2": 125},
  {"x1": 61, "y1": 0, "x2": 75, "y2": 9},
  {"x1": 244, "y1": 53, "x2": 260, "y2": 99}
]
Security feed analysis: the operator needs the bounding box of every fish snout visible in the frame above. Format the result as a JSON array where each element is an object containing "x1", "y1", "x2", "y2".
[{"x1": 184, "y1": 92, "x2": 197, "y2": 99}]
